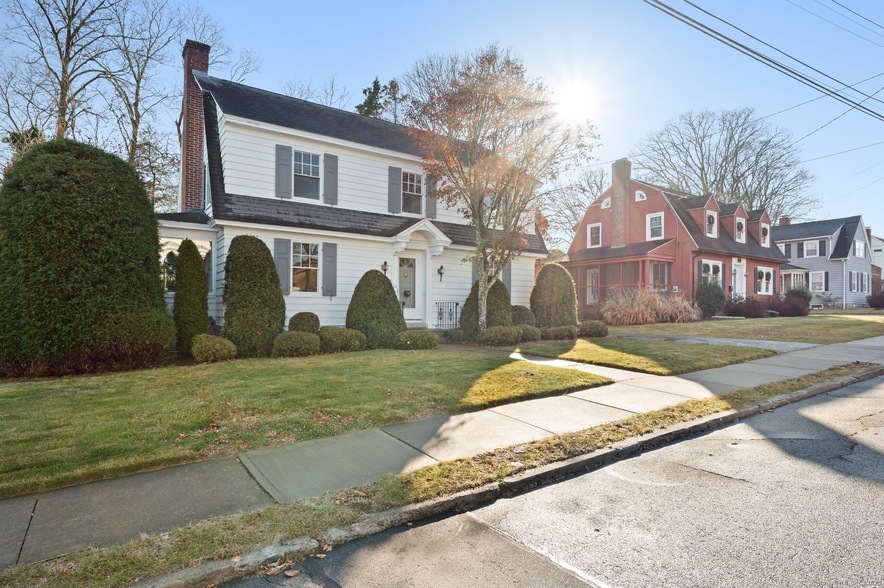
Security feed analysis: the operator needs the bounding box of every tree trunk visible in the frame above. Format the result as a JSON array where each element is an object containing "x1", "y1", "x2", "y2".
[{"x1": 476, "y1": 255, "x2": 488, "y2": 332}]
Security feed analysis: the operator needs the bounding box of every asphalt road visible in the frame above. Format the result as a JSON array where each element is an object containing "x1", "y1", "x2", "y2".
[{"x1": 224, "y1": 376, "x2": 884, "y2": 588}]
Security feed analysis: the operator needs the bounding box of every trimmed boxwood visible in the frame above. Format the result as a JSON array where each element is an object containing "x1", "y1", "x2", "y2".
[
  {"x1": 443, "y1": 329, "x2": 470, "y2": 343},
  {"x1": 517, "y1": 324, "x2": 541, "y2": 342},
  {"x1": 578, "y1": 320, "x2": 608, "y2": 338},
  {"x1": 541, "y1": 325, "x2": 578, "y2": 340},
  {"x1": 530, "y1": 263, "x2": 578, "y2": 328},
  {"x1": 511, "y1": 304, "x2": 535, "y2": 326},
  {"x1": 696, "y1": 282, "x2": 726, "y2": 318},
  {"x1": 0, "y1": 139, "x2": 173, "y2": 376},
  {"x1": 395, "y1": 329, "x2": 439, "y2": 350},
  {"x1": 173, "y1": 239, "x2": 208, "y2": 350},
  {"x1": 476, "y1": 325, "x2": 521, "y2": 347},
  {"x1": 272, "y1": 331, "x2": 320, "y2": 357},
  {"x1": 191, "y1": 334, "x2": 236, "y2": 363},
  {"x1": 346, "y1": 270, "x2": 406, "y2": 349},
  {"x1": 222, "y1": 235, "x2": 286, "y2": 358},
  {"x1": 319, "y1": 326, "x2": 367, "y2": 353},
  {"x1": 460, "y1": 279, "x2": 512, "y2": 338},
  {"x1": 288, "y1": 312, "x2": 320, "y2": 334}
]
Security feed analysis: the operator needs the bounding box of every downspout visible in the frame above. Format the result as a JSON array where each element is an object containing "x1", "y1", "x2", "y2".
[
  {"x1": 691, "y1": 250, "x2": 703, "y2": 303},
  {"x1": 842, "y1": 259, "x2": 847, "y2": 309}
]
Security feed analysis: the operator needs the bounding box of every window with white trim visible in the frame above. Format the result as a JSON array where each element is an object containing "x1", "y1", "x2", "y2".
[
  {"x1": 293, "y1": 151, "x2": 320, "y2": 199},
  {"x1": 810, "y1": 271, "x2": 825, "y2": 292},
  {"x1": 735, "y1": 217, "x2": 746, "y2": 243},
  {"x1": 855, "y1": 240, "x2": 866, "y2": 258},
  {"x1": 635, "y1": 190, "x2": 646, "y2": 202},
  {"x1": 756, "y1": 266, "x2": 773, "y2": 295},
  {"x1": 650, "y1": 261, "x2": 671, "y2": 290},
  {"x1": 402, "y1": 171, "x2": 423, "y2": 214},
  {"x1": 647, "y1": 212, "x2": 664, "y2": 240},
  {"x1": 601, "y1": 197, "x2": 611, "y2": 209},
  {"x1": 701, "y1": 259, "x2": 723, "y2": 287},
  {"x1": 292, "y1": 242, "x2": 319, "y2": 293},
  {"x1": 761, "y1": 223, "x2": 770, "y2": 247},
  {"x1": 705, "y1": 211, "x2": 718, "y2": 238},
  {"x1": 804, "y1": 240, "x2": 818, "y2": 257},
  {"x1": 587, "y1": 223, "x2": 601, "y2": 248}
]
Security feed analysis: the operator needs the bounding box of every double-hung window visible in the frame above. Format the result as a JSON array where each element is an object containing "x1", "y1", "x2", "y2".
[
  {"x1": 587, "y1": 223, "x2": 601, "y2": 248},
  {"x1": 701, "y1": 259, "x2": 723, "y2": 287},
  {"x1": 647, "y1": 213, "x2": 664, "y2": 240},
  {"x1": 293, "y1": 151, "x2": 320, "y2": 199},
  {"x1": 705, "y1": 211, "x2": 717, "y2": 238},
  {"x1": 735, "y1": 218, "x2": 746, "y2": 243},
  {"x1": 855, "y1": 240, "x2": 866, "y2": 258},
  {"x1": 402, "y1": 172, "x2": 422, "y2": 214},
  {"x1": 292, "y1": 242, "x2": 319, "y2": 292},
  {"x1": 804, "y1": 240, "x2": 818, "y2": 257},
  {"x1": 810, "y1": 271, "x2": 825, "y2": 292}
]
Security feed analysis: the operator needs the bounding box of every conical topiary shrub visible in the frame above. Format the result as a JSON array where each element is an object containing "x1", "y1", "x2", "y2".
[
  {"x1": 346, "y1": 269, "x2": 406, "y2": 349},
  {"x1": 530, "y1": 263, "x2": 578, "y2": 328},
  {"x1": 222, "y1": 235, "x2": 285, "y2": 357},
  {"x1": 173, "y1": 239, "x2": 208, "y2": 350},
  {"x1": 459, "y1": 279, "x2": 512, "y2": 338}
]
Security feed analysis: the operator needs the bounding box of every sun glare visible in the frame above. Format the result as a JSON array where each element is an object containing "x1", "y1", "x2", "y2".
[{"x1": 553, "y1": 75, "x2": 598, "y2": 126}]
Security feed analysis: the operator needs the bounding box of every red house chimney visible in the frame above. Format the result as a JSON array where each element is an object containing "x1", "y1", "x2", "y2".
[
  {"x1": 180, "y1": 40, "x2": 210, "y2": 212},
  {"x1": 779, "y1": 215, "x2": 791, "y2": 226},
  {"x1": 611, "y1": 158, "x2": 631, "y2": 247}
]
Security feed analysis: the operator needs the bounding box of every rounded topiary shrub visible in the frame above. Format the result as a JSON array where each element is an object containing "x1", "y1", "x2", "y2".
[
  {"x1": 395, "y1": 329, "x2": 439, "y2": 350},
  {"x1": 517, "y1": 324, "x2": 541, "y2": 342},
  {"x1": 173, "y1": 239, "x2": 208, "y2": 350},
  {"x1": 191, "y1": 334, "x2": 237, "y2": 363},
  {"x1": 511, "y1": 304, "x2": 535, "y2": 326},
  {"x1": 272, "y1": 331, "x2": 320, "y2": 357},
  {"x1": 578, "y1": 320, "x2": 608, "y2": 338},
  {"x1": 530, "y1": 263, "x2": 578, "y2": 328},
  {"x1": 346, "y1": 270, "x2": 406, "y2": 349},
  {"x1": 443, "y1": 329, "x2": 470, "y2": 343},
  {"x1": 288, "y1": 311, "x2": 320, "y2": 334},
  {"x1": 319, "y1": 326, "x2": 367, "y2": 353},
  {"x1": 460, "y1": 279, "x2": 512, "y2": 338},
  {"x1": 476, "y1": 325, "x2": 521, "y2": 347},
  {"x1": 222, "y1": 235, "x2": 285, "y2": 358},
  {"x1": 695, "y1": 282, "x2": 726, "y2": 318},
  {"x1": 540, "y1": 325, "x2": 578, "y2": 340},
  {"x1": 0, "y1": 139, "x2": 173, "y2": 376}
]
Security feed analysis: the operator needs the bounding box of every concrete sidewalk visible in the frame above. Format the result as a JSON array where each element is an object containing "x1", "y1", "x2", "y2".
[{"x1": 2, "y1": 336, "x2": 883, "y2": 570}]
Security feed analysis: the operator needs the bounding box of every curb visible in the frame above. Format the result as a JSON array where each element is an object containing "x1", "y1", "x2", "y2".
[{"x1": 136, "y1": 365, "x2": 884, "y2": 587}]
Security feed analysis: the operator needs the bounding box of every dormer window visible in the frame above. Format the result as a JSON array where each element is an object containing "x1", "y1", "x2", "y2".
[
  {"x1": 761, "y1": 223, "x2": 770, "y2": 247},
  {"x1": 601, "y1": 197, "x2": 611, "y2": 209},
  {"x1": 635, "y1": 190, "x2": 646, "y2": 202},
  {"x1": 587, "y1": 223, "x2": 601, "y2": 248},
  {"x1": 706, "y1": 211, "x2": 718, "y2": 238},
  {"x1": 735, "y1": 218, "x2": 746, "y2": 243}
]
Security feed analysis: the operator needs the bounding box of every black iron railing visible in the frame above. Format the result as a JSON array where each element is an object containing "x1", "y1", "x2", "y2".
[{"x1": 435, "y1": 302, "x2": 460, "y2": 329}]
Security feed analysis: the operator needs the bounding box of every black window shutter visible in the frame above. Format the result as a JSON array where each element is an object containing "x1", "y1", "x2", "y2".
[
  {"x1": 275, "y1": 145, "x2": 292, "y2": 199},
  {"x1": 754, "y1": 267, "x2": 758, "y2": 294},
  {"x1": 797, "y1": 242, "x2": 804, "y2": 258},
  {"x1": 273, "y1": 238, "x2": 291, "y2": 295},
  {"x1": 502, "y1": 261, "x2": 512, "y2": 292},
  {"x1": 805, "y1": 271, "x2": 809, "y2": 286},
  {"x1": 426, "y1": 176, "x2": 437, "y2": 219},
  {"x1": 721, "y1": 263, "x2": 726, "y2": 289},
  {"x1": 824, "y1": 271, "x2": 829, "y2": 291},
  {"x1": 388, "y1": 167, "x2": 402, "y2": 213},
  {"x1": 322, "y1": 243, "x2": 337, "y2": 297},
  {"x1": 323, "y1": 154, "x2": 338, "y2": 205},
  {"x1": 819, "y1": 240, "x2": 826, "y2": 257},
  {"x1": 785, "y1": 243, "x2": 791, "y2": 258}
]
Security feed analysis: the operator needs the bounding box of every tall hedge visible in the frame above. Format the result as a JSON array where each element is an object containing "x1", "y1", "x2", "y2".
[
  {"x1": 530, "y1": 263, "x2": 578, "y2": 328},
  {"x1": 346, "y1": 269, "x2": 406, "y2": 349},
  {"x1": 0, "y1": 139, "x2": 174, "y2": 376},
  {"x1": 222, "y1": 235, "x2": 285, "y2": 357},
  {"x1": 460, "y1": 279, "x2": 512, "y2": 338},
  {"x1": 173, "y1": 239, "x2": 208, "y2": 350}
]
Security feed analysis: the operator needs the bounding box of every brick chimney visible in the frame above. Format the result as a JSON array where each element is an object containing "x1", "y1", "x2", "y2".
[
  {"x1": 180, "y1": 40, "x2": 210, "y2": 212},
  {"x1": 867, "y1": 227, "x2": 872, "y2": 244},
  {"x1": 611, "y1": 158, "x2": 631, "y2": 247},
  {"x1": 779, "y1": 215, "x2": 791, "y2": 226}
]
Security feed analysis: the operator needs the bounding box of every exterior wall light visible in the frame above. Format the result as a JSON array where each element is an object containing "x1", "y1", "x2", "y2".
[
  {"x1": 382, "y1": 261, "x2": 389, "y2": 275},
  {"x1": 437, "y1": 265, "x2": 445, "y2": 281}
]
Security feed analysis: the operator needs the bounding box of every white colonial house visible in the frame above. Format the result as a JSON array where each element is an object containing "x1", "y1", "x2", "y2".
[{"x1": 158, "y1": 41, "x2": 547, "y2": 329}]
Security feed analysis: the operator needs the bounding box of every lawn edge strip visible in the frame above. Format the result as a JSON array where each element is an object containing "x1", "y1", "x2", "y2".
[{"x1": 4, "y1": 363, "x2": 881, "y2": 588}]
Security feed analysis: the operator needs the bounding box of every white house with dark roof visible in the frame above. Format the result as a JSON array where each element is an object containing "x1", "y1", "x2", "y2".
[
  {"x1": 157, "y1": 41, "x2": 546, "y2": 329},
  {"x1": 771, "y1": 215, "x2": 873, "y2": 308}
]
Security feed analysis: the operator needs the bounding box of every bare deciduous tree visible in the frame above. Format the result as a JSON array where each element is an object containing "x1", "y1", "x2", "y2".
[
  {"x1": 405, "y1": 44, "x2": 595, "y2": 331},
  {"x1": 280, "y1": 75, "x2": 351, "y2": 109},
  {"x1": 542, "y1": 166, "x2": 607, "y2": 249},
  {"x1": 180, "y1": 1, "x2": 259, "y2": 83},
  {"x1": 631, "y1": 108, "x2": 817, "y2": 221}
]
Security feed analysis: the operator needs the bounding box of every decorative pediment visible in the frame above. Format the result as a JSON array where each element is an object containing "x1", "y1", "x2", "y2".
[{"x1": 391, "y1": 219, "x2": 452, "y2": 256}]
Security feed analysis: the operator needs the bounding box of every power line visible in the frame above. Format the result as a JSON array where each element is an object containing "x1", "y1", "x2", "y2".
[
  {"x1": 792, "y1": 81, "x2": 884, "y2": 144},
  {"x1": 784, "y1": 0, "x2": 884, "y2": 49},
  {"x1": 830, "y1": 0, "x2": 884, "y2": 32},
  {"x1": 759, "y1": 72, "x2": 884, "y2": 119},
  {"x1": 813, "y1": 0, "x2": 884, "y2": 40},
  {"x1": 800, "y1": 139, "x2": 884, "y2": 163}
]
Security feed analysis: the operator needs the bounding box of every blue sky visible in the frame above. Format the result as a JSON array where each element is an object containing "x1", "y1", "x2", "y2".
[{"x1": 186, "y1": 1, "x2": 882, "y2": 235}]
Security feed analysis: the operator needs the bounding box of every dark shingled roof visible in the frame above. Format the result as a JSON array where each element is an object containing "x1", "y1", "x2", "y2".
[
  {"x1": 195, "y1": 72, "x2": 423, "y2": 156},
  {"x1": 771, "y1": 216, "x2": 863, "y2": 260},
  {"x1": 156, "y1": 210, "x2": 211, "y2": 224},
  {"x1": 718, "y1": 202, "x2": 742, "y2": 216},
  {"x1": 681, "y1": 194, "x2": 712, "y2": 210},
  {"x1": 747, "y1": 209, "x2": 766, "y2": 221},
  {"x1": 568, "y1": 240, "x2": 671, "y2": 262},
  {"x1": 188, "y1": 92, "x2": 547, "y2": 254}
]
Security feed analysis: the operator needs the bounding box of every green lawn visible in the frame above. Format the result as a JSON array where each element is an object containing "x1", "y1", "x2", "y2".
[
  {"x1": 516, "y1": 337, "x2": 776, "y2": 375},
  {"x1": 609, "y1": 312, "x2": 884, "y2": 344},
  {"x1": 0, "y1": 350, "x2": 607, "y2": 499}
]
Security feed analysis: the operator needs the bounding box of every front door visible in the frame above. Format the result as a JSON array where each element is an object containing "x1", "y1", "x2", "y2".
[
  {"x1": 732, "y1": 258, "x2": 746, "y2": 297},
  {"x1": 399, "y1": 257, "x2": 422, "y2": 321}
]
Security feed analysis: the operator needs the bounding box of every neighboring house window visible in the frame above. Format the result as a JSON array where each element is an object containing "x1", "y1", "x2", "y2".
[
  {"x1": 756, "y1": 266, "x2": 773, "y2": 295},
  {"x1": 402, "y1": 172, "x2": 423, "y2": 214},
  {"x1": 804, "y1": 240, "x2": 818, "y2": 257},
  {"x1": 635, "y1": 190, "x2": 646, "y2": 202},
  {"x1": 647, "y1": 212, "x2": 664, "y2": 240},
  {"x1": 706, "y1": 211, "x2": 718, "y2": 238},
  {"x1": 650, "y1": 261, "x2": 671, "y2": 290},
  {"x1": 855, "y1": 240, "x2": 866, "y2": 258},
  {"x1": 601, "y1": 197, "x2": 611, "y2": 209},
  {"x1": 292, "y1": 242, "x2": 319, "y2": 292},
  {"x1": 735, "y1": 218, "x2": 746, "y2": 243},
  {"x1": 701, "y1": 259, "x2": 723, "y2": 287},
  {"x1": 810, "y1": 271, "x2": 825, "y2": 292},
  {"x1": 587, "y1": 223, "x2": 602, "y2": 248},
  {"x1": 293, "y1": 151, "x2": 320, "y2": 199},
  {"x1": 761, "y1": 223, "x2": 770, "y2": 247}
]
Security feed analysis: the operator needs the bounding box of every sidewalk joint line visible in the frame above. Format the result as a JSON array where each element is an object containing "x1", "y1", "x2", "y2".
[{"x1": 16, "y1": 497, "x2": 37, "y2": 566}]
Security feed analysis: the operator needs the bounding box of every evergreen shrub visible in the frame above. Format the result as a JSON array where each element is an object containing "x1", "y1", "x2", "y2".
[
  {"x1": 578, "y1": 320, "x2": 608, "y2": 338},
  {"x1": 272, "y1": 331, "x2": 320, "y2": 357},
  {"x1": 695, "y1": 282, "x2": 726, "y2": 318},
  {"x1": 517, "y1": 324, "x2": 541, "y2": 342},
  {"x1": 191, "y1": 334, "x2": 236, "y2": 363},
  {"x1": 530, "y1": 263, "x2": 578, "y2": 328},
  {"x1": 868, "y1": 292, "x2": 884, "y2": 309},
  {"x1": 460, "y1": 279, "x2": 512, "y2": 338},
  {"x1": 476, "y1": 325, "x2": 521, "y2": 347},
  {"x1": 289, "y1": 312, "x2": 320, "y2": 334},
  {"x1": 346, "y1": 270, "x2": 406, "y2": 348},
  {"x1": 173, "y1": 239, "x2": 208, "y2": 350},
  {"x1": 0, "y1": 139, "x2": 173, "y2": 376},
  {"x1": 222, "y1": 235, "x2": 285, "y2": 358},
  {"x1": 511, "y1": 304, "x2": 535, "y2": 326},
  {"x1": 443, "y1": 329, "x2": 470, "y2": 343},
  {"x1": 395, "y1": 329, "x2": 439, "y2": 350},
  {"x1": 319, "y1": 326, "x2": 367, "y2": 353},
  {"x1": 541, "y1": 325, "x2": 578, "y2": 340}
]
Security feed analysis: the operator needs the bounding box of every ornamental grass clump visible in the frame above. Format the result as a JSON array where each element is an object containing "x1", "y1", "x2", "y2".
[
  {"x1": 654, "y1": 294, "x2": 701, "y2": 323},
  {"x1": 602, "y1": 288, "x2": 658, "y2": 326},
  {"x1": 346, "y1": 270, "x2": 406, "y2": 349},
  {"x1": 530, "y1": 263, "x2": 578, "y2": 328},
  {"x1": 460, "y1": 279, "x2": 512, "y2": 338}
]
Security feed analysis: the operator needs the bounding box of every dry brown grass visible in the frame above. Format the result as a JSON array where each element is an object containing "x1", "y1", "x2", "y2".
[{"x1": 602, "y1": 288, "x2": 700, "y2": 326}]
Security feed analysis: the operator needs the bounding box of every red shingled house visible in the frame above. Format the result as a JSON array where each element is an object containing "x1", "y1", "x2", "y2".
[{"x1": 563, "y1": 158, "x2": 788, "y2": 309}]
